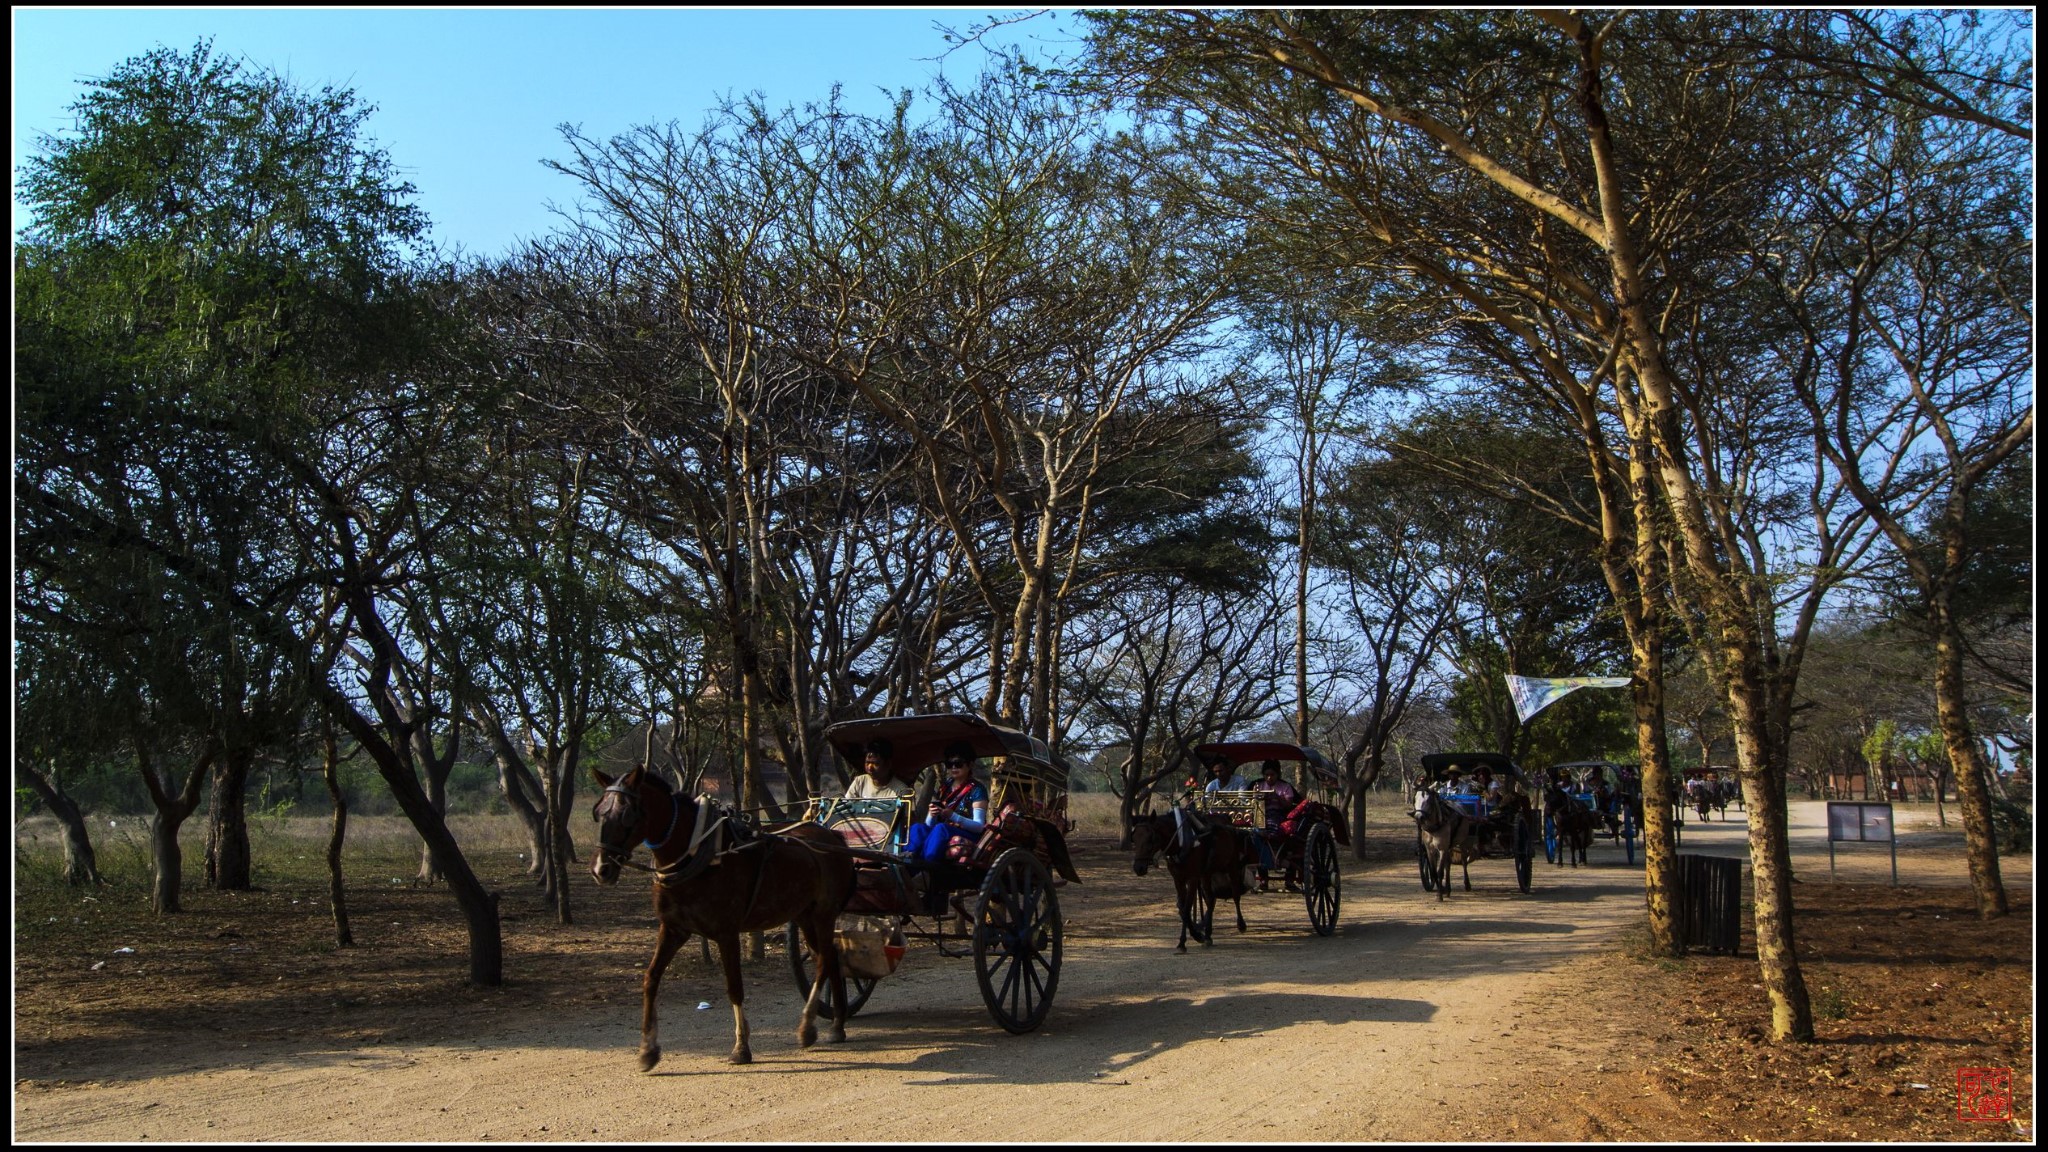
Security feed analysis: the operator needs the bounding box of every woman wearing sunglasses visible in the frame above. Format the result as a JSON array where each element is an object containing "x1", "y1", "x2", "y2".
[{"x1": 903, "y1": 741, "x2": 988, "y2": 865}]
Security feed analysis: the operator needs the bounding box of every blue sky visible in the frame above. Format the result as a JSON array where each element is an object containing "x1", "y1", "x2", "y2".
[{"x1": 12, "y1": 7, "x2": 1079, "y2": 257}]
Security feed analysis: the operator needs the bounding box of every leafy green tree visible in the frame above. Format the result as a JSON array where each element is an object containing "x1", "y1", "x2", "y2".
[{"x1": 17, "y1": 42, "x2": 505, "y2": 982}]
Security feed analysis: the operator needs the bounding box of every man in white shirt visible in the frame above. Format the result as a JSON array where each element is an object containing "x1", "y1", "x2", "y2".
[{"x1": 844, "y1": 739, "x2": 912, "y2": 800}]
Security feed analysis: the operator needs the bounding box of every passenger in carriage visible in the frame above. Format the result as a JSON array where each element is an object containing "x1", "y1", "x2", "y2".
[
  {"x1": 903, "y1": 742, "x2": 988, "y2": 866},
  {"x1": 1251, "y1": 760, "x2": 1300, "y2": 892},
  {"x1": 844, "y1": 739, "x2": 912, "y2": 800},
  {"x1": 1472, "y1": 765, "x2": 1505, "y2": 809}
]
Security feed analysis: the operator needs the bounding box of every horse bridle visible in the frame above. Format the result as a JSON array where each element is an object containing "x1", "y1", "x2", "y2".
[{"x1": 593, "y1": 775, "x2": 681, "y2": 874}]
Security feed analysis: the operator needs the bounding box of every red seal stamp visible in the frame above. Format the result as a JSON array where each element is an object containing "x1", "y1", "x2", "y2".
[{"x1": 1957, "y1": 1067, "x2": 2012, "y2": 1123}]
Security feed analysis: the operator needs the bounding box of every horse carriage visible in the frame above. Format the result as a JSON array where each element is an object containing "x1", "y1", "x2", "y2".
[
  {"x1": 786, "y1": 713, "x2": 1079, "y2": 1035},
  {"x1": 1675, "y1": 767, "x2": 1736, "y2": 833},
  {"x1": 1544, "y1": 759, "x2": 1642, "y2": 865},
  {"x1": 1132, "y1": 741, "x2": 1345, "y2": 946},
  {"x1": 1411, "y1": 751, "x2": 1540, "y2": 896}
]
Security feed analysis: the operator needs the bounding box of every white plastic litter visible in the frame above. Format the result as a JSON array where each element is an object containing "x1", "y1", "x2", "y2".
[
  {"x1": 91, "y1": 961, "x2": 106, "y2": 971},
  {"x1": 696, "y1": 1001, "x2": 712, "y2": 1010},
  {"x1": 113, "y1": 946, "x2": 135, "y2": 954}
]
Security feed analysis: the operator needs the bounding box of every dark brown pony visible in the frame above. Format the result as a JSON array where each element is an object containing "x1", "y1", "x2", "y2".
[
  {"x1": 591, "y1": 766, "x2": 856, "y2": 1068},
  {"x1": 1543, "y1": 784, "x2": 1595, "y2": 867},
  {"x1": 1129, "y1": 809, "x2": 1254, "y2": 952}
]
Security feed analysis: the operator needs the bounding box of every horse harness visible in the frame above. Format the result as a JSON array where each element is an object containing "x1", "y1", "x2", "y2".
[
  {"x1": 1168, "y1": 806, "x2": 1223, "y2": 866},
  {"x1": 1414, "y1": 788, "x2": 1478, "y2": 856},
  {"x1": 600, "y1": 777, "x2": 785, "y2": 901}
]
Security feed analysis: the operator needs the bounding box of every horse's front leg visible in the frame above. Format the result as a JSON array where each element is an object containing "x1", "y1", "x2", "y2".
[
  {"x1": 713, "y1": 932, "x2": 752, "y2": 1065},
  {"x1": 639, "y1": 918, "x2": 690, "y2": 1072}
]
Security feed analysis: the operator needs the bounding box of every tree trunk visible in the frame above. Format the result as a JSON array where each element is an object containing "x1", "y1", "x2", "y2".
[
  {"x1": 330, "y1": 691, "x2": 503, "y2": 985},
  {"x1": 1726, "y1": 670, "x2": 1814, "y2": 1042},
  {"x1": 21, "y1": 767, "x2": 105, "y2": 887},
  {"x1": 479, "y1": 716, "x2": 548, "y2": 877},
  {"x1": 1569, "y1": 24, "x2": 1813, "y2": 1038},
  {"x1": 541, "y1": 744, "x2": 576, "y2": 926},
  {"x1": 1631, "y1": 643, "x2": 1682, "y2": 958},
  {"x1": 321, "y1": 718, "x2": 354, "y2": 947},
  {"x1": 150, "y1": 810, "x2": 189, "y2": 915},
  {"x1": 1933, "y1": 626, "x2": 2008, "y2": 918},
  {"x1": 205, "y1": 745, "x2": 254, "y2": 890}
]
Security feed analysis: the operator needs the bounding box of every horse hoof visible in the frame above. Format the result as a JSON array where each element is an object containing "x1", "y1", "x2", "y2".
[
  {"x1": 799, "y1": 1024, "x2": 818, "y2": 1049},
  {"x1": 638, "y1": 1046, "x2": 661, "y2": 1072},
  {"x1": 830, "y1": 1027, "x2": 846, "y2": 1044},
  {"x1": 729, "y1": 1049, "x2": 753, "y2": 1065}
]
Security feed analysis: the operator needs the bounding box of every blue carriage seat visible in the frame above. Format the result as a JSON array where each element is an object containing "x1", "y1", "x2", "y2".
[{"x1": 814, "y1": 795, "x2": 913, "y2": 853}]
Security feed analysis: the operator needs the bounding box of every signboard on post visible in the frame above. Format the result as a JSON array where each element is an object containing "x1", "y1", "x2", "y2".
[{"x1": 1826, "y1": 800, "x2": 1897, "y2": 884}]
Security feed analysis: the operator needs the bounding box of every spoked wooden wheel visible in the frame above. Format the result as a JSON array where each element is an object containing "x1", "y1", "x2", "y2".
[
  {"x1": 1512, "y1": 816, "x2": 1535, "y2": 893},
  {"x1": 973, "y1": 848, "x2": 1062, "y2": 1034},
  {"x1": 1415, "y1": 824, "x2": 1438, "y2": 891},
  {"x1": 1303, "y1": 822, "x2": 1340, "y2": 936},
  {"x1": 785, "y1": 919, "x2": 877, "y2": 1018}
]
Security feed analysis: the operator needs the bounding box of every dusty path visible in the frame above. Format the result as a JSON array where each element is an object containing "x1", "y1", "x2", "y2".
[
  {"x1": 16, "y1": 851, "x2": 1647, "y2": 1142},
  {"x1": 16, "y1": 801, "x2": 2012, "y2": 1143}
]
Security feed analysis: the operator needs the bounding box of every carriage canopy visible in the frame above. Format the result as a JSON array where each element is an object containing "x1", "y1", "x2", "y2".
[
  {"x1": 1416, "y1": 751, "x2": 1534, "y2": 788},
  {"x1": 1192, "y1": 741, "x2": 1342, "y2": 789},
  {"x1": 826, "y1": 713, "x2": 1067, "y2": 787},
  {"x1": 825, "y1": 713, "x2": 1072, "y2": 830},
  {"x1": 1551, "y1": 760, "x2": 1635, "y2": 788}
]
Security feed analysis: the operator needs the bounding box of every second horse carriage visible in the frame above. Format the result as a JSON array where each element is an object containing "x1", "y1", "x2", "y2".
[
  {"x1": 1544, "y1": 759, "x2": 1643, "y2": 864},
  {"x1": 1411, "y1": 751, "x2": 1540, "y2": 895},
  {"x1": 1184, "y1": 741, "x2": 1346, "y2": 938},
  {"x1": 787, "y1": 713, "x2": 1080, "y2": 1034}
]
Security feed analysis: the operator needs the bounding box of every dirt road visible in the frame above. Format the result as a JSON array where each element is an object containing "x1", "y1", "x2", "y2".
[
  {"x1": 14, "y1": 801, "x2": 2020, "y2": 1143},
  {"x1": 14, "y1": 842, "x2": 1655, "y2": 1142}
]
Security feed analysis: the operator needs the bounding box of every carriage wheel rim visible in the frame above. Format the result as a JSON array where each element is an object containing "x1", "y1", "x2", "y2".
[
  {"x1": 1306, "y1": 826, "x2": 1340, "y2": 935},
  {"x1": 1415, "y1": 824, "x2": 1437, "y2": 891},
  {"x1": 974, "y1": 850, "x2": 1060, "y2": 1033}
]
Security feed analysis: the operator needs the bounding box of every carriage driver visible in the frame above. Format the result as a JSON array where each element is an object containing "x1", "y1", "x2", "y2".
[
  {"x1": 844, "y1": 739, "x2": 912, "y2": 800},
  {"x1": 1203, "y1": 756, "x2": 1249, "y2": 794}
]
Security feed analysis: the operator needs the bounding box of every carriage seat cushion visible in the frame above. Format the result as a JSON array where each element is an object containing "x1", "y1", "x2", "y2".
[{"x1": 834, "y1": 815, "x2": 898, "y2": 851}]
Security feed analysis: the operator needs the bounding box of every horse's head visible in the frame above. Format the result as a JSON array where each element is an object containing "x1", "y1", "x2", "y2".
[
  {"x1": 1413, "y1": 787, "x2": 1444, "y2": 828},
  {"x1": 1128, "y1": 813, "x2": 1170, "y2": 875},
  {"x1": 589, "y1": 766, "x2": 667, "y2": 885}
]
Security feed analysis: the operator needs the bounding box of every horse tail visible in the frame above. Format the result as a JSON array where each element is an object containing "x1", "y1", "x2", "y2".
[{"x1": 1037, "y1": 819, "x2": 1083, "y2": 885}]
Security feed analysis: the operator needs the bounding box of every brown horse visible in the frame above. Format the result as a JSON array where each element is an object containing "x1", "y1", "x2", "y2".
[
  {"x1": 590, "y1": 766, "x2": 856, "y2": 1068},
  {"x1": 1543, "y1": 784, "x2": 1595, "y2": 867},
  {"x1": 1129, "y1": 809, "x2": 1254, "y2": 952}
]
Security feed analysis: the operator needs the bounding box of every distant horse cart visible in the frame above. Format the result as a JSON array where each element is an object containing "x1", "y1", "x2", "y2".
[
  {"x1": 787, "y1": 714, "x2": 1081, "y2": 1035},
  {"x1": 1130, "y1": 741, "x2": 1347, "y2": 946},
  {"x1": 1412, "y1": 752, "x2": 1540, "y2": 897},
  {"x1": 1545, "y1": 760, "x2": 1642, "y2": 864}
]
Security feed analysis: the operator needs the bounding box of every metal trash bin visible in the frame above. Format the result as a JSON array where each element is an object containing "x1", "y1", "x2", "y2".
[{"x1": 1677, "y1": 853, "x2": 1741, "y2": 954}]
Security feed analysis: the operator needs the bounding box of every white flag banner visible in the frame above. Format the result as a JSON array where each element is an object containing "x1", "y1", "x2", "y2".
[{"x1": 1506, "y1": 674, "x2": 1633, "y2": 724}]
